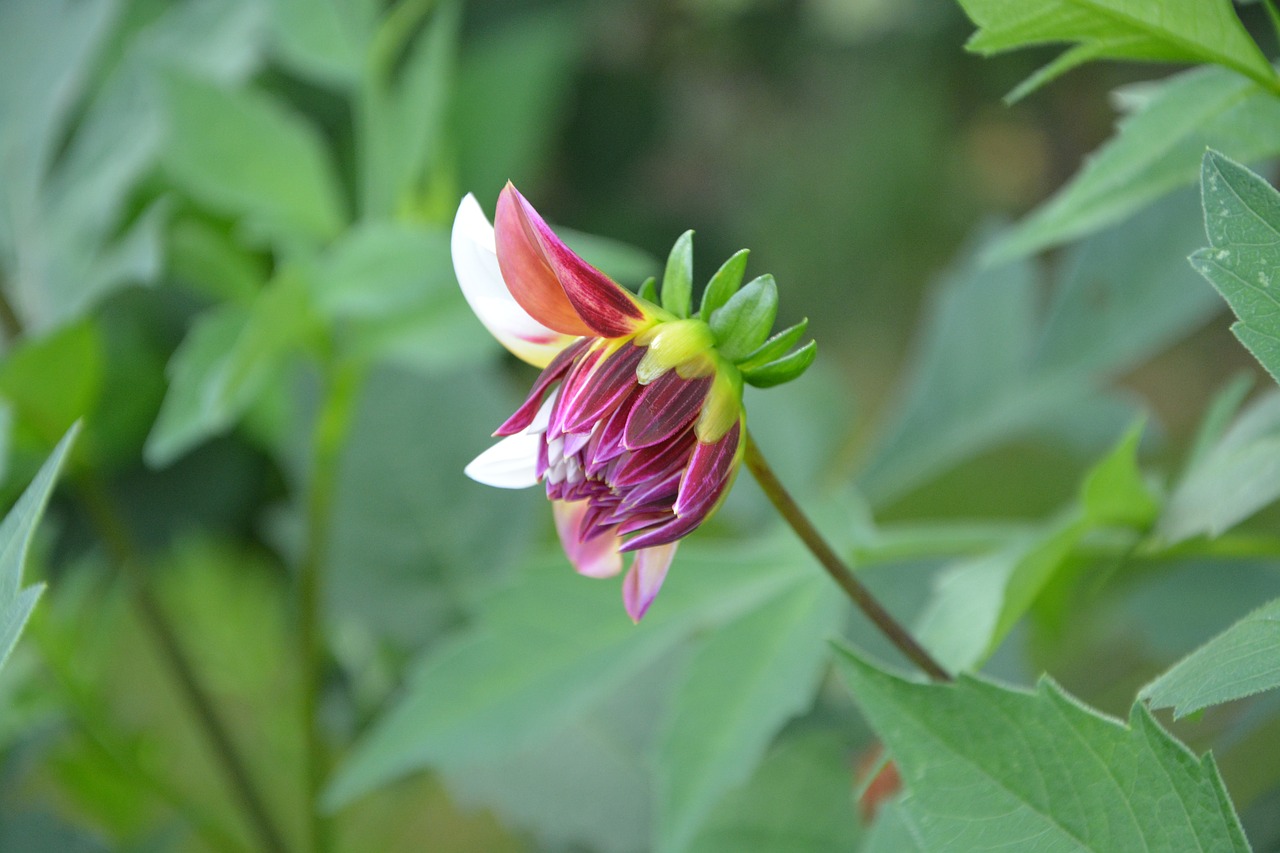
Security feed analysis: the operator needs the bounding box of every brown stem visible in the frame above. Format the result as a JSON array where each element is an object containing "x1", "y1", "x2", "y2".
[{"x1": 742, "y1": 429, "x2": 952, "y2": 682}]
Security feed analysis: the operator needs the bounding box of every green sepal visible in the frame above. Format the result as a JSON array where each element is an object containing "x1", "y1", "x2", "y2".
[
  {"x1": 637, "y1": 276, "x2": 659, "y2": 304},
  {"x1": 741, "y1": 340, "x2": 816, "y2": 388},
  {"x1": 709, "y1": 274, "x2": 778, "y2": 361},
  {"x1": 736, "y1": 318, "x2": 809, "y2": 370},
  {"x1": 661, "y1": 230, "x2": 694, "y2": 318},
  {"x1": 699, "y1": 248, "x2": 749, "y2": 319}
]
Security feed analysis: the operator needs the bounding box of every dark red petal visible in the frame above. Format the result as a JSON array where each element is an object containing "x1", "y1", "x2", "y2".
[
  {"x1": 494, "y1": 338, "x2": 590, "y2": 436},
  {"x1": 623, "y1": 372, "x2": 712, "y2": 450},
  {"x1": 674, "y1": 421, "x2": 741, "y2": 519},
  {"x1": 506, "y1": 185, "x2": 647, "y2": 338}
]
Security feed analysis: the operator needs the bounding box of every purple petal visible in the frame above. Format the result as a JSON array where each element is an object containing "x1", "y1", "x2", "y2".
[
  {"x1": 622, "y1": 542, "x2": 678, "y2": 622},
  {"x1": 619, "y1": 512, "x2": 701, "y2": 552},
  {"x1": 611, "y1": 432, "x2": 695, "y2": 488},
  {"x1": 494, "y1": 338, "x2": 590, "y2": 436},
  {"x1": 561, "y1": 344, "x2": 646, "y2": 433},
  {"x1": 623, "y1": 371, "x2": 712, "y2": 449},
  {"x1": 673, "y1": 420, "x2": 742, "y2": 519}
]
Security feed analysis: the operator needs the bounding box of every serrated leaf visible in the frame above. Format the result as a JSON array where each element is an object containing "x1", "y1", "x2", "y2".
[
  {"x1": 661, "y1": 230, "x2": 694, "y2": 318},
  {"x1": 324, "y1": 537, "x2": 807, "y2": 809},
  {"x1": 1193, "y1": 149, "x2": 1280, "y2": 384},
  {"x1": 989, "y1": 66, "x2": 1280, "y2": 261},
  {"x1": 836, "y1": 646, "x2": 1250, "y2": 852},
  {"x1": 709, "y1": 275, "x2": 778, "y2": 362},
  {"x1": 957, "y1": 0, "x2": 1275, "y2": 96},
  {"x1": 656, "y1": 577, "x2": 843, "y2": 852},
  {"x1": 740, "y1": 341, "x2": 817, "y2": 389},
  {"x1": 1160, "y1": 391, "x2": 1280, "y2": 543},
  {"x1": 146, "y1": 273, "x2": 314, "y2": 466},
  {"x1": 737, "y1": 319, "x2": 809, "y2": 371},
  {"x1": 0, "y1": 424, "x2": 79, "y2": 673},
  {"x1": 1142, "y1": 596, "x2": 1280, "y2": 718},
  {"x1": 159, "y1": 70, "x2": 345, "y2": 245},
  {"x1": 699, "y1": 249, "x2": 749, "y2": 319}
]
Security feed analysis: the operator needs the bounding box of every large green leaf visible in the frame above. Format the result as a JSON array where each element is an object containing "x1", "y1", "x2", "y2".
[
  {"x1": 159, "y1": 70, "x2": 346, "y2": 246},
  {"x1": 145, "y1": 273, "x2": 316, "y2": 466},
  {"x1": 323, "y1": 537, "x2": 807, "y2": 809},
  {"x1": 1142, "y1": 596, "x2": 1280, "y2": 718},
  {"x1": 861, "y1": 191, "x2": 1216, "y2": 504},
  {"x1": 267, "y1": 0, "x2": 376, "y2": 86},
  {"x1": 837, "y1": 647, "x2": 1250, "y2": 852},
  {"x1": 914, "y1": 423, "x2": 1156, "y2": 672},
  {"x1": 655, "y1": 578, "x2": 844, "y2": 852},
  {"x1": 1160, "y1": 391, "x2": 1280, "y2": 543},
  {"x1": 0, "y1": 425, "x2": 79, "y2": 673},
  {"x1": 988, "y1": 66, "x2": 1280, "y2": 262},
  {"x1": 956, "y1": 0, "x2": 1275, "y2": 98},
  {"x1": 688, "y1": 731, "x2": 862, "y2": 853},
  {"x1": 1192, "y1": 149, "x2": 1280, "y2": 384}
]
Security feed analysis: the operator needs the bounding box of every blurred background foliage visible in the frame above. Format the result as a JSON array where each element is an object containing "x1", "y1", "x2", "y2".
[{"x1": 1, "y1": 0, "x2": 1279, "y2": 850}]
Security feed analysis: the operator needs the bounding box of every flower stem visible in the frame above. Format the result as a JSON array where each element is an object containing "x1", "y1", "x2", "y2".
[
  {"x1": 742, "y1": 430, "x2": 952, "y2": 682},
  {"x1": 298, "y1": 359, "x2": 362, "y2": 853}
]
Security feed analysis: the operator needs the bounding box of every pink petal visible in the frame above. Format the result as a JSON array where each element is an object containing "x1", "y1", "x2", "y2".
[
  {"x1": 497, "y1": 183, "x2": 648, "y2": 338},
  {"x1": 622, "y1": 542, "x2": 678, "y2": 622},
  {"x1": 451, "y1": 194, "x2": 579, "y2": 367},
  {"x1": 494, "y1": 339, "x2": 590, "y2": 436},
  {"x1": 553, "y1": 500, "x2": 623, "y2": 578}
]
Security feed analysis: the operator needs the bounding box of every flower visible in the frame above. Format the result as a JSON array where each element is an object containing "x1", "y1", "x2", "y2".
[{"x1": 453, "y1": 184, "x2": 814, "y2": 621}]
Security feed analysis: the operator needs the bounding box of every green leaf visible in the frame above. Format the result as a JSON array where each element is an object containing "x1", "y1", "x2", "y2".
[
  {"x1": 1142, "y1": 596, "x2": 1280, "y2": 717},
  {"x1": 656, "y1": 578, "x2": 843, "y2": 852},
  {"x1": 988, "y1": 66, "x2": 1280, "y2": 261},
  {"x1": 1192, "y1": 149, "x2": 1280, "y2": 383},
  {"x1": 1080, "y1": 420, "x2": 1156, "y2": 526},
  {"x1": 0, "y1": 321, "x2": 104, "y2": 445},
  {"x1": 736, "y1": 319, "x2": 809, "y2": 371},
  {"x1": 862, "y1": 191, "x2": 1218, "y2": 505},
  {"x1": 836, "y1": 646, "x2": 1250, "y2": 852},
  {"x1": 145, "y1": 273, "x2": 315, "y2": 466},
  {"x1": 267, "y1": 0, "x2": 376, "y2": 86},
  {"x1": 158, "y1": 70, "x2": 346, "y2": 246},
  {"x1": 0, "y1": 424, "x2": 79, "y2": 673},
  {"x1": 957, "y1": 0, "x2": 1275, "y2": 96},
  {"x1": 356, "y1": 0, "x2": 459, "y2": 218},
  {"x1": 1160, "y1": 391, "x2": 1280, "y2": 543},
  {"x1": 324, "y1": 537, "x2": 806, "y2": 809},
  {"x1": 687, "y1": 731, "x2": 862, "y2": 853},
  {"x1": 709, "y1": 275, "x2": 778, "y2": 362},
  {"x1": 638, "y1": 276, "x2": 659, "y2": 303},
  {"x1": 700, "y1": 249, "x2": 749, "y2": 319},
  {"x1": 915, "y1": 424, "x2": 1155, "y2": 672},
  {"x1": 661, "y1": 230, "x2": 695, "y2": 318},
  {"x1": 311, "y1": 222, "x2": 451, "y2": 318},
  {"x1": 740, "y1": 341, "x2": 817, "y2": 389}
]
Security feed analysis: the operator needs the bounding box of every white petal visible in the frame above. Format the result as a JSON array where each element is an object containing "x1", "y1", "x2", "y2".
[
  {"x1": 452, "y1": 194, "x2": 578, "y2": 368},
  {"x1": 464, "y1": 432, "x2": 541, "y2": 489}
]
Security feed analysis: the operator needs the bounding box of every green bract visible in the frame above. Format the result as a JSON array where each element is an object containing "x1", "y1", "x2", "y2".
[{"x1": 647, "y1": 233, "x2": 815, "y2": 389}]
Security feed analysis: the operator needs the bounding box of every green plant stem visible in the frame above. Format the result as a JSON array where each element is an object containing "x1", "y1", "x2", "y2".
[
  {"x1": 742, "y1": 430, "x2": 952, "y2": 682},
  {"x1": 77, "y1": 479, "x2": 292, "y2": 853},
  {"x1": 298, "y1": 359, "x2": 362, "y2": 853}
]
